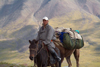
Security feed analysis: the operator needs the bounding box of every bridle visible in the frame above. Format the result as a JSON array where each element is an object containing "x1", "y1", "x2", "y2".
[{"x1": 29, "y1": 41, "x2": 44, "y2": 57}]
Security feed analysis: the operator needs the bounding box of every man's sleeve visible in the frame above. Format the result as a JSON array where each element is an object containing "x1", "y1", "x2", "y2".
[{"x1": 43, "y1": 27, "x2": 54, "y2": 45}]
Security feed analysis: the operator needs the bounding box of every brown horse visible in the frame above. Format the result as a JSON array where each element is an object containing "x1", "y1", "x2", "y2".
[
  {"x1": 54, "y1": 28, "x2": 80, "y2": 67},
  {"x1": 53, "y1": 41, "x2": 80, "y2": 67},
  {"x1": 29, "y1": 40, "x2": 61, "y2": 67}
]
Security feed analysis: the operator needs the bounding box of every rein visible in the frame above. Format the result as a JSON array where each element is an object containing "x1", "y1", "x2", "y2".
[
  {"x1": 36, "y1": 42, "x2": 44, "y2": 56},
  {"x1": 30, "y1": 40, "x2": 49, "y2": 67},
  {"x1": 30, "y1": 42, "x2": 44, "y2": 57},
  {"x1": 31, "y1": 41, "x2": 44, "y2": 67}
]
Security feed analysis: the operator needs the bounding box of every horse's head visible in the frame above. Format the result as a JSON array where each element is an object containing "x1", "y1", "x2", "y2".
[{"x1": 29, "y1": 39, "x2": 38, "y2": 60}]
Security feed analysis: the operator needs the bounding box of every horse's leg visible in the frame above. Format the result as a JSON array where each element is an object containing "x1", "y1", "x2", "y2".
[
  {"x1": 55, "y1": 55, "x2": 64, "y2": 67},
  {"x1": 73, "y1": 49, "x2": 80, "y2": 67},
  {"x1": 37, "y1": 64, "x2": 41, "y2": 67},
  {"x1": 55, "y1": 61, "x2": 61, "y2": 67},
  {"x1": 42, "y1": 62, "x2": 47, "y2": 67},
  {"x1": 66, "y1": 56, "x2": 72, "y2": 67},
  {"x1": 51, "y1": 65, "x2": 55, "y2": 67},
  {"x1": 61, "y1": 55, "x2": 64, "y2": 63},
  {"x1": 42, "y1": 64, "x2": 47, "y2": 67},
  {"x1": 41, "y1": 59, "x2": 48, "y2": 67},
  {"x1": 55, "y1": 62, "x2": 59, "y2": 67},
  {"x1": 36, "y1": 61, "x2": 41, "y2": 67}
]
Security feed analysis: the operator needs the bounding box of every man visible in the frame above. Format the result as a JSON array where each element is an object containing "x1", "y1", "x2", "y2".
[{"x1": 36, "y1": 16, "x2": 61, "y2": 61}]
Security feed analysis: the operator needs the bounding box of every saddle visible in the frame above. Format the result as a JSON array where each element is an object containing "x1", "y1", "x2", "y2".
[
  {"x1": 38, "y1": 40, "x2": 60, "y2": 65},
  {"x1": 44, "y1": 46, "x2": 60, "y2": 65}
]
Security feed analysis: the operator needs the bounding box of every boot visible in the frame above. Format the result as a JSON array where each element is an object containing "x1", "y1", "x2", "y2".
[{"x1": 52, "y1": 51, "x2": 61, "y2": 62}]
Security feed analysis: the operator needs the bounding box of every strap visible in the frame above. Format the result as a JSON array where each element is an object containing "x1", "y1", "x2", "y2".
[
  {"x1": 71, "y1": 30, "x2": 77, "y2": 49},
  {"x1": 71, "y1": 30, "x2": 75, "y2": 39}
]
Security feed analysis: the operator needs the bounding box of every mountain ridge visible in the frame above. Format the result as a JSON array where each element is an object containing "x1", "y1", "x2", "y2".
[{"x1": 0, "y1": 1, "x2": 100, "y2": 66}]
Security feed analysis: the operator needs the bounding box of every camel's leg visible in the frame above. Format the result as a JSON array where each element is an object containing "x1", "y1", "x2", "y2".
[
  {"x1": 66, "y1": 56, "x2": 72, "y2": 67},
  {"x1": 73, "y1": 49, "x2": 80, "y2": 67}
]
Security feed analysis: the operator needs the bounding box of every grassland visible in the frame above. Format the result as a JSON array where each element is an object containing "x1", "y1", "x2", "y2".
[{"x1": 0, "y1": 44, "x2": 100, "y2": 67}]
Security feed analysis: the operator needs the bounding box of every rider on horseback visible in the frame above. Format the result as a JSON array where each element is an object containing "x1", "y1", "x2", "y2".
[{"x1": 35, "y1": 16, "x2": 61, "y2": 62}]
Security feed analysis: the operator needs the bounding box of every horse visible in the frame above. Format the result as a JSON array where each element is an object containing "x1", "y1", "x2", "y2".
[
  {"x1": 54, "y1": 27, "x2": 80, "y2": 67},
  {"x1": 53, "y1": 41, "x2": 80, "y2": 67},
  {"x1": 29, "y1": 40, "x2": 61, "y2": 67}
]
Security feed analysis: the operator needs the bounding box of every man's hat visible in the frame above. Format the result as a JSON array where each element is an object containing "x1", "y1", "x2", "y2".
[{"x1": 43, "y1": 16, "x2": 49, "y2": 20}]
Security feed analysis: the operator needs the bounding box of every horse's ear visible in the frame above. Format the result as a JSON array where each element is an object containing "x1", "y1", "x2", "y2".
[{"x1": 29, "y1": 40, "x2": 31, "y2": 43}]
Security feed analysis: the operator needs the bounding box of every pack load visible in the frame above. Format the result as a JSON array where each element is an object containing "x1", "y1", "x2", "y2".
[
  {"x1": 55, "y1": 27, "x2": 84, "y2": 50},
  {"x1": 62, "y1": 33, "x2": 84, "y2": 49}
]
